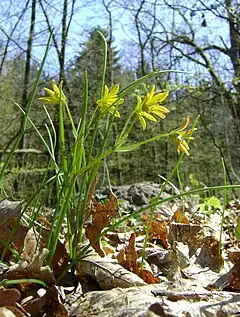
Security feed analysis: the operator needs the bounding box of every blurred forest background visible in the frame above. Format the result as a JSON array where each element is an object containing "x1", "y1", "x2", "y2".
[{"x1": 0, "y1": 0, "x2": 239, "y2": 202}]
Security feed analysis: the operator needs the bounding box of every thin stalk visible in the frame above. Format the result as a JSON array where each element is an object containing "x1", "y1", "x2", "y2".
[
  {"x1": 73, "y1": 72, "x2": 89, "y2": 258},
  {"x1": 140, "y1": 116, "x2": 200, "y2": 270},
  {"x1": 97, "y1": 30, "x2": 108, "y2": 98},
  {"x1": 219, "y1": 157, "x2": 227, "y2": 259},
  {"x1": 48, "y1": 176, "x2": 76, "y2": 264}
]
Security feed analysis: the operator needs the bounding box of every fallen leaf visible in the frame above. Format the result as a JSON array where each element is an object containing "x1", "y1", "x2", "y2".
[
  {"x1": 141, "y1": 269, "x2": 160, "y2": 284},
  {"x1": 122, "y1": 233, "x2": 138, "y2": 273},
  {"x1": 227, "y1": 259, "x2": 240, "y2": 289},
  {"x1": 76, "y1": 246, "x2": 146, "y2": 289},
  {"x1": 172, "y1": 209, "x2": 190, "y2": 224},
  {"x1": 168, "y1": 223, "x2": 203, "y2": 257},
  {"x1": 2, "y1": 248, "x2": 55, "y2": 285},
  {"x1": 196, "y1": 236, "x2": 224, "y2": 272},
  {"x1": 149, "y1": 220, "x2": 169, "y2": 249},
  {"x1": 0, "y1": 199, "x2": 22, "y2": 225},
  {"x1": 86, "y1": 192, "x2": 119, "y2": 256},
  {"x1": 117, "y1": 233, "x2": 160, "y2": 284},
  {"x1": 0, "y1": 288, "x2": 21, "y2": 306},
  {"x1": 85, "y1": 224, "x2": 105, "y2": 257}
]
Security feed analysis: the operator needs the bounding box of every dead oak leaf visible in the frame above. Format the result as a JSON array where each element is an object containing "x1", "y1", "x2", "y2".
[{"x1": 117, "y1": 233, "x2": 160, "y2": 284}]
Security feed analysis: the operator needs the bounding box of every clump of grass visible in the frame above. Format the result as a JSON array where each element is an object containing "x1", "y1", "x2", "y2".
[{"x1": 0, "y1": 31, "x2": 199, "y2": 268}]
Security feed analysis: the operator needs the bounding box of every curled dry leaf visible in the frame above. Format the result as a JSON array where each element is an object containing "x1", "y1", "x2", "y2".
[
  {"x1": 168, "y1": 223, "x2": 203, "y2": 256},
  {"x1": 2, "y1": 248, "x2": 55, "y2": 285},
  {"x1": 85, "y1": 224, "x2": 105, "y2": 257},
  {"x1": 149, "y1": 220, "x2": 169, "y2": 249},
  {"x1": 226, "y1": 252, "x2": 240, "y2": 290},
  {"x1": 86, "y1": 192, "x2": 119, "y2": 256},
  {"x1": 117, "y1": 233, "x2": 160, "y2": 284},
  {"x1": 121, "y1": 233, "x2": 138, "y2": 273},
  {"x1": 142, "y1": 214, "x2": 169, "y2": 249},
  {"x1": 196, "y1": 236, "x2": 224, "y2": 272},
  {"x1": 20, "y1": 229, "x2": 38, "y2": 264},
  {"x1": 76, "y1": 246, "x2": 146, "y2": 289}
]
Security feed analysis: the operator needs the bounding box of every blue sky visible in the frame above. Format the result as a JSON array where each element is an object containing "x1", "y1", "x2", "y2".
[{"x1": 0, "y1": 0, "x2": 231, "y2": 84}]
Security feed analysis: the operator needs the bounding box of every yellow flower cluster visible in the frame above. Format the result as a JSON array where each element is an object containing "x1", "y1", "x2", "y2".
[
  {"x1": 135, "y1": 85, "x2": 169, "y2": 130},
  {"x1": 39, "y1": 80, "x2": 196, "y2": 156},
  {"x1": 171, "y1": 116, "x2": 196, "y2": 156},
  {"x1": 39, "y1": 80, "x2": 67, "y2": 105},
  {"x1": 96, "y1": 85, "x2": 123, "y2": 117}
]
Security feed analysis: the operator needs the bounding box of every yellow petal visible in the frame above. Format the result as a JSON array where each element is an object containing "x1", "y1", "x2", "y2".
[
  {"x1": 109, "y1": 106, "x2": 121, "y2": 117},
  {"x1": 178, "y1": 115, "x2": 190, "y2": 131},
  {"x1": 151, "y1": 91, "x2": 169, "y2": 104},
  {"x1": 103, "y1": 85, "x2": 109, "y2": 98},
  {"x1": 139, "y1": 115, "x2": 147, "y2": 130},
  {"x1": 141, "y1": 111, "x2": 157, "y2": 122},
  {"x1": 136, "y1": 96, "x2": 142, "y2": 111},
  {"x1": 148, "y1": 85, "x2": 155, "y2": 99},
  {"x1": 109, "y1": 85, "x2": 119, "y2": 97},
  {"x1": 38, "y1": 97, "x2": 55, "y2": 104},
  {"x1": 43, "y1": 88, "x2": 55, "y2": 97},
  {"x1": 52, "y1": 80, "x2": 59, "y2": 95},
  {"x1": 178, "y1": 140, "x2": 190, "y2": 155},
  {"x1": 151, "y1": 105, "x2": 170, "y2": 113},
  {"x1": 150, "y1": 110, "x2": 166, "y2": 119}
]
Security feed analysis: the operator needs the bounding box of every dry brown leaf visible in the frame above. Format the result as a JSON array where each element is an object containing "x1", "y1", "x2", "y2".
[
  {"x1": 85, "y1": 224, "x2": 105, "y2": 257},
  {"x1": 0, "y1": 199, "x2": 22, "y2": 225},
  {"x1": 0, "y1": 289, "x2": 21, "y2": 307},
  {"x1": 196, "y1": 236, "x2": 224, "y2": 272},
  {"x1": 2, "y1": 248, "x2": 55, "y2": 285},
  {"x1": 228, "y1": 251, "x2": 240, "y2": 264},
  {"x1": 141, "y1": 269, "x2": 160, "y2": 284},
  {"x1": 76, "y1": 246, "x2": 146, "y2": 289},
  {"x1": 227, "y1": 259, "x2": 240, "y2": 289},
  {"x1": 172, "y1": 209, "x2": 190, "y2": 224},
  {"x1": 0, "y1": 219, "x2": 69, "y2": 277},
  {"x1": 117, "y1": 233, "x2": 160, "y2": 284},
  {"x1": 122, "y1": 233, "x2": 138, "y2": 273},
  {"x1": 149, "y1": 220, "x2": 169, "y2": 249},
  {"x1": 103, "y1": 245, "x2": 115, "y2": 255},
  {"x1": 21, "y1": 229, "x2": 38, "y2": 263},
  {"x1": 86, "y1": 192, "x2": 118, "y2": 256},
  {"x1": 168, "y1": 223, "x2": 203, "y2": 256},
  {"x1": 0, "y1": 224, "x2": 28, "y2": 262}
]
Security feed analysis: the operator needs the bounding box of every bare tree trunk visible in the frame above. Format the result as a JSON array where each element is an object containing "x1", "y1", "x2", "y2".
[{"x1": 19, "y1": 0, "x2": 36, "y2": 150}]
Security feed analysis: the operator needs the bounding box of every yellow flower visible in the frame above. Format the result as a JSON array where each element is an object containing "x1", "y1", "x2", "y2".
[
  {"x1": 39, "y1": 80, "x2": 67, "y2": 105},
  {"x1": 136, "y1": 85, "x2": 169, "y2": 130},
  {"x1": 96, "y1": 85, "x2": 124, "y2": 118},
  {"x1": 177, "y1": 137, "x2": 190, "y2": 156},
  {"x1": 171, "y1": 116, "x2": 196, "y2": 156}
]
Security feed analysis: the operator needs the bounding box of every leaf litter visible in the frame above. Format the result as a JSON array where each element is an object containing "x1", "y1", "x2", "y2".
[{"x1": 1, "y1": 186, "x2": 240, "y2": 316}]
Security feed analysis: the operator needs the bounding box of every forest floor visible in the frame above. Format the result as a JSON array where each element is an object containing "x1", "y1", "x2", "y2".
[{"x1": 1, "y1": 182, "x2": 240, "y2": 316}]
